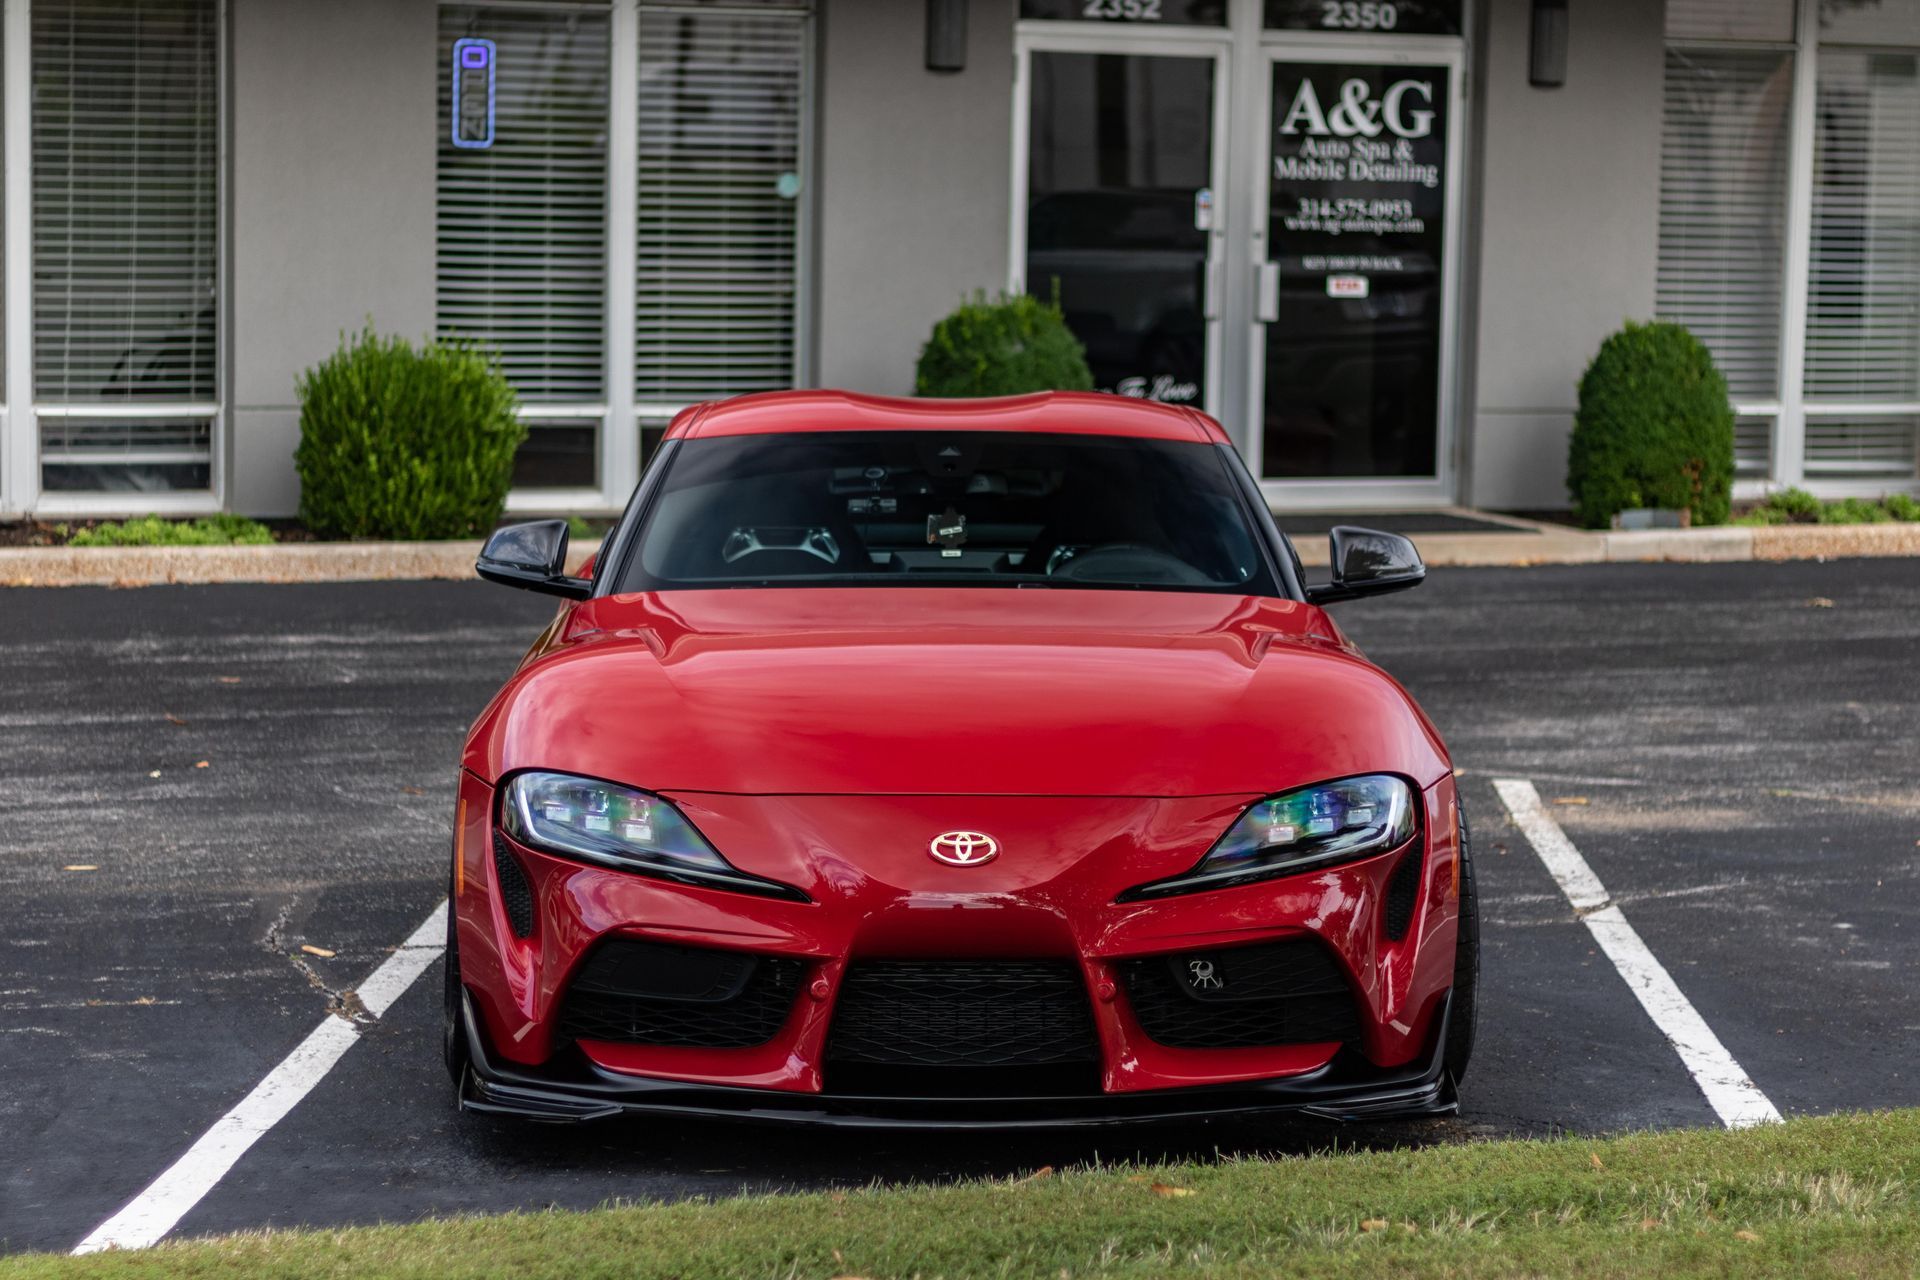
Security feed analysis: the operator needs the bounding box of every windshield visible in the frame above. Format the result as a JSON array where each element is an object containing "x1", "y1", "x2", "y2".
[{"x1": 612, "y1": 430, "x2": 1279, "y2": 596}]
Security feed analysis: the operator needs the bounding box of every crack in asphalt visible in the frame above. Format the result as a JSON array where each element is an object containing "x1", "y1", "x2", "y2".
[{"x1": 259, "y1": 900, "x2": 371, "y2": 1026}]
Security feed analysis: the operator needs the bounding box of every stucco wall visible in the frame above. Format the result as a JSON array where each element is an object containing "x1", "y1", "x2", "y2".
[
  {"x1": 229, "y1": 0, "x2": 437, "y2": 516},
  {"x1": 1463, "y1": 0, "x2": 1666, "y2": 509},
  {"x1": 814, "y1": 0, "x2": 1014, "y2": 395}
]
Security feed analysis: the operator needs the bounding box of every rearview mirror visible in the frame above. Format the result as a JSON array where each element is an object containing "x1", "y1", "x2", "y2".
[
  {"x1": 1305, "y1": 526, "x2": 1426, "y2": 605},
  {"x1": 476, "y1": 520, "x2": 592, "y2": 600}
]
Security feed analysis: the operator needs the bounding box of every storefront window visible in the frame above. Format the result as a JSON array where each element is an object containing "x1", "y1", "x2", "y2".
[
  {"x1": 33, "y1": 0, "x2": 219, "y2": 494},
  {"x1": 1659, "y1": 0, "x2": 1920, "y2": 488},
  {"x1": 437, "y1": 4, "x2": 611, "y2": 491},
  {"x1": 1655, "y1": 52, "x2": 1792, "y2": 403},
  {"x1": 636, "y1": 5, "x2": 807, "y2": 404},
  {"x1": 1805, "y1": 48, "x2": 1920, "y2": 475},
  {"x1": 1262, "y1": 61, "x2": 1451, "y2": 478},
  {"x1": 1025, "y1": 50, "x2": 1216, "y2": 408}
]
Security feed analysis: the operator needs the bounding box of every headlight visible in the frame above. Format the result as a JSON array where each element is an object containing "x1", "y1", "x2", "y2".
[
  {"x1": 501, "y1": 771, "x2": 806, "y2": 901},
  {"x1": 1119, "y1": 774, "x2": 1418, "y2": 901}
]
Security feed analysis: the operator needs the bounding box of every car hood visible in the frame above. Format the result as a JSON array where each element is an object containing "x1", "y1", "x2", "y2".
[{"x1": 466, "y1": 588, "x2": 1449, "y2": 797}]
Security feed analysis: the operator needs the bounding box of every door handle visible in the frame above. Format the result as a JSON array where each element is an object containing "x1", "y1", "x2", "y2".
[
  {"x1": 1256, "y1": 262, "x2": 1280, "y2": 324},
  {"x1": 1202, "y1": 258, "x2": 1223, "y2": 322}
]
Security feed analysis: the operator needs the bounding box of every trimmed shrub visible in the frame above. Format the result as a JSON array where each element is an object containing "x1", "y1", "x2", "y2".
[
  {"x1": 1567, "y1": 321, "x2": 1735, "y2": 528},
  {"x1": 295, "y1": 327, "x2": 524, "y2": 540},
  {"x1": 67, "y1": 514, "x2": 273, "y2": 547},
  {"x1": 914, "y1": 292, "x2": 1094, "y2": 398}
]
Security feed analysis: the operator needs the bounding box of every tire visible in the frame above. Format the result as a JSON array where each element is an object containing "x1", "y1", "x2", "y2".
[
  {"x1": 442, "y1": 858, "x2": 469, "y2": 1088},
  {"x1": 1444, "y1": 803, "x2": 1480, "y2": 1087}
]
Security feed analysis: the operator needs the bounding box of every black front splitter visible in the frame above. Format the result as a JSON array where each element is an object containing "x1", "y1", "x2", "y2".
[{"x1": 456, "y1": 991, "x2": 1458, "y2": 1129}]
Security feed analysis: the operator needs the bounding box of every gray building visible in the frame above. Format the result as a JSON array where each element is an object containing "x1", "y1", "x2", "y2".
[{"x1": 0, "y1": 0, "x2": 1913, "y2": 521}]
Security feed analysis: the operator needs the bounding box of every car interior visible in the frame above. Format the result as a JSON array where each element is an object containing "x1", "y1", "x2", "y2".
[{"x1": 623, "y1": 430, "x2": 1275, "y2": 593}]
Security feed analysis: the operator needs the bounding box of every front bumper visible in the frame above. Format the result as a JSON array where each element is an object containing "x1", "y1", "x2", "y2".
[
  {"x1": 457, "y1": 988, "x2": 1458, "y2": 1128},
  {"x1": 453, "y1": 776, "x2": 1464, "y2": 1120}
]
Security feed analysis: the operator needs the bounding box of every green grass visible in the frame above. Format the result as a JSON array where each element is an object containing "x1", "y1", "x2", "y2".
[
  {"x1": 8, "y1": 1111, "x2": 1920, "y2": 1278},
  {"x1": 1733, "y1": 488, "x2": 1920, "y2": 526},
  {"x1": 63, "y1": 515, "x2": 274, "y2": 547}
]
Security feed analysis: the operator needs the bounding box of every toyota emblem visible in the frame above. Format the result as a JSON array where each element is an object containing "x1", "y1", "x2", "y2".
[{"x1": 928, "y1": 831, "x2": 999, "y2": 867}]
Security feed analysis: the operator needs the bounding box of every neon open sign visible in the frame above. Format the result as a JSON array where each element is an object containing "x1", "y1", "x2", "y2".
[{"x1": 451, "y1": 38, "x2": 496, "y2": 149}]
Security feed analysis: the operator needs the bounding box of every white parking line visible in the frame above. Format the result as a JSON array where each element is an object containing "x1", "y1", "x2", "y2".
[
  {"x1": 1492, "y1": 779, "x2": 1780, "y2": 1130},
  {"x1": 72, "y1": 901, "x2": 448, "y2": 1255}
]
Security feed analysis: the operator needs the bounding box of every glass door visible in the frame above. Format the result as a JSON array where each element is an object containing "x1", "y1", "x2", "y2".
[
  {"x1": 1251, "y1": 44, "x2": 1462, "y2": 499},
  {"x1": 1015, "y1": 36, "x2": 1228, "y2": 412}
]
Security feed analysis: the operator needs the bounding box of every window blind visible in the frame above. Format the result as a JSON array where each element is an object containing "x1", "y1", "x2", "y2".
[
  {"x1": 1804, "y1": 50, "x2": 1920, "y2": 475},
  {"x1": 636, "y1": 6, "x2": 805, "y2": 402},
  {"x1": 1655, "y1": 48, "x2": 1793, "y2": 405},
  {"x1": 31, "y1": 0, "x2": 217, "y2": 406},
  {"x1": 1734, "y1": 414, "x2": 1772, "y2": 477},
  {"x1": 437, "y1": 6, "x2": 610, "y2": 405},
  {"x1": 1805, "y1": 51, "x2": 1920, "y2": 403}
]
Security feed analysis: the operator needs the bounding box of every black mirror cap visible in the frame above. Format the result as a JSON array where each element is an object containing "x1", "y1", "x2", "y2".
[
  {"x1": 476, "y1": 519, "x2": 592, "y2": 600},
  {"x1": 1305, "y1": 526, "x2": 1426, "y2": 606}
]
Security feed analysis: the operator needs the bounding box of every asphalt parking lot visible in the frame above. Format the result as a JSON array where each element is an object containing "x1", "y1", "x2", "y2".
[{"x1": 4, "y1": 558, "x2": 1918, "y2": 1254}]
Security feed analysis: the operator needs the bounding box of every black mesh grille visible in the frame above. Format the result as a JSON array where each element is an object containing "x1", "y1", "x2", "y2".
[
  {"x1": 1120, "y1": 939, "x2": 1360, "y2": 1049},
  {"x1": 1383, "y1": 845, "x2": 1424, "y2": 941},
  {"x1": 492, "y1": 834, "x2": 535, "y2": 939},
  {"x1": 559, "y1": 939, "x2": 803, "y2": 1048},
  {"x1": 828, "y1": 961, "x2": 1099, "y2": 1070}
]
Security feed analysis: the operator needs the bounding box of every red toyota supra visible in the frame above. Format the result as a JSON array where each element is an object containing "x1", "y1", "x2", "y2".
[{"x1": 446, "y1": 390, "x2": 1476, "y2": 1126}]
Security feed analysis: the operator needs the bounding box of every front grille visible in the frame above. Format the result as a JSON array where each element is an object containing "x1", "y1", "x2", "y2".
[
  {"x1": 492, "y1": 834, "x2": 535, "y2": 939},
  {"x1": 558, "y1": 939, "x2": 803, "y2": 1048},
  {"x1": 828, "y1": 960, "x2": 1099, "y2": 1072},
  {"x1": 1383, "y1": 845, "x2": 1424, "y2": 941},
  {"x1": 1120, "y1": 939, "x2": 1360, "y2": 1049}
]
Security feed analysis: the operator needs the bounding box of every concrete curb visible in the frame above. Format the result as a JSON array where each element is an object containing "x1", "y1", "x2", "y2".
[
  {"x1": 1294, "y1": 524, "x2": 1920, "y2": 567},
  {"x1": 3, "y1": 523, "x2": 1919, "y2": 586},
  {"x1": 0, "y1": 539, "x2": 602, "y2": 588}
]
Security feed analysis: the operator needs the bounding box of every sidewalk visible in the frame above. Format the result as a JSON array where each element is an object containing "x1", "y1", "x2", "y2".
[
  {"x1": 1288, "y1": 512, "x2": 1920, "y2": 567},
  {"x1": 2, "y1": 513, "x2": 1918, "y2": 587}
]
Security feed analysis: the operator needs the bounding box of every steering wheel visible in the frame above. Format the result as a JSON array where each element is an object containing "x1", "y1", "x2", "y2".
[
  {"x1": 1049, "y1": 542, "x2": 1211, "y2": 586},
  {"x1": 720, "y1": 526, "x2": 842, "y2": 565}
]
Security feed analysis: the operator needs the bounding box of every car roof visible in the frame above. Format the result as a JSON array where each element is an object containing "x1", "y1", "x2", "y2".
[{"x1": 663, "y1": 389, "x2": 1230, "y2": 445}]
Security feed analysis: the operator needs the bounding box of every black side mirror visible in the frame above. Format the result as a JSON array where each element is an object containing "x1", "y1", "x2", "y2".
[
  {"x1": 476, "y1": 519, "x2": 592, "y2": 600},
  {"x1": 1305, "y1": 526, "x2": 1426, "y2": 605}
]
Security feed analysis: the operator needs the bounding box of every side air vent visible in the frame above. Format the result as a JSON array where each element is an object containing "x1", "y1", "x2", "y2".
[
  {"x1": 1383, "y1": 845, "x2": 1424, "y2": 942},
  {"x1": 492, "y1": 833, "x2": 536, "y2": 939}
]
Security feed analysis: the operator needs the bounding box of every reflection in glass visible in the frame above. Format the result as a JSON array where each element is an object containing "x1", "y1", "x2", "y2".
[
  {"x1": 1026, "y1": 51, "x2": 1214, "y2": 408},
  {"x1": 1262, "y1": 63, "x2": 1449, "y2": 478}
]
